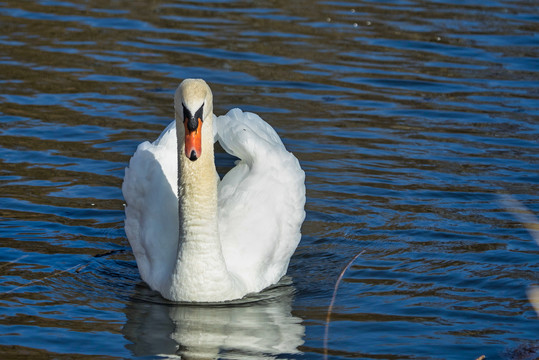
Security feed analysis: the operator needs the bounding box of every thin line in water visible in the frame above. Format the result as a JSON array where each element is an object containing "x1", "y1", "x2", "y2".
[
  {"x1": 323, "y1": 249, "x2": 365, "y2": 360},
  {"x1": 0, "y1": 255, "x2": 29, "y2": 269},
  {"x1": 0, "y1": 249, "x2": 124, "y2": 295},
  {"x1": 2, "y1": 263, "x2": 86, "y2": 295}
]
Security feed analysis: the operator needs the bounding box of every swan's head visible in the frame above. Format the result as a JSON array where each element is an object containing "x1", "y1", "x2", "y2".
[{"x1": 174, "y1": 79, "x2": 213, "y2": 161}]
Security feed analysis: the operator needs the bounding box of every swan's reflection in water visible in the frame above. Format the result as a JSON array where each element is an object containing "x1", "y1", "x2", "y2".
[{"x1": 123, "y1": 278, "x2": 304, "y2": 359}]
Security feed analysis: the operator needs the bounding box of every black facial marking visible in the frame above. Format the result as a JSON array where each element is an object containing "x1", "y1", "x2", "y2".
[
  {"x1": 182, "y1": 103, "x2": 204, "y2": 132},
  {"x1": 194, "y1": 104, "x2": 204, "y2": 123},
  {"x1": 182, "y1": 102, "x2": 192, "y2": 123}
]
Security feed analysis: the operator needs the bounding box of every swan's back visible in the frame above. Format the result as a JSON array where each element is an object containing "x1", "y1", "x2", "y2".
[{"x1": 215, "y1": 109, "x2": 306, "y2": 291}]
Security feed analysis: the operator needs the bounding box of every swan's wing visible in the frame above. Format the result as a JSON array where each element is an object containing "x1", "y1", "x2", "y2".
[
  {"x1": 215, "y1": 109, "x2": 306, "y2": 290},
  {"x1": 122, "y1": 121, "x2": 179, "y2": 293}
]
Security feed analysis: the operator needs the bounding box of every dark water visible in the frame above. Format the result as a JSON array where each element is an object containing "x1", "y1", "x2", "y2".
[{"x1": 1, "y1": 0, "x2": 538, "y2": 359}]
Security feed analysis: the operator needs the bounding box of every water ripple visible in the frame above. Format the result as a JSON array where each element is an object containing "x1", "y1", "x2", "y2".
[{"x1": 1, "y1": 0, "x2": 538, "y2": 359}]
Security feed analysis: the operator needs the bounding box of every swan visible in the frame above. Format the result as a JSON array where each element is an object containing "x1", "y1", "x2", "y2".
[{"x1": 122, "y1": 79, "x2": 305, "y2": 302}]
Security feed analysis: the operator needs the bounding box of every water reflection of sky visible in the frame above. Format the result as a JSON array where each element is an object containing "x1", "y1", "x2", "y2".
[{"x1": 0, "y1": 0, "x2": 538, "y2": 359}]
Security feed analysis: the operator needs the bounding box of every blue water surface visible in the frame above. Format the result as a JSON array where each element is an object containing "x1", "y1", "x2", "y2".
[{"x1": 1, "y1": 0, "x2": 538, "y2": 359}]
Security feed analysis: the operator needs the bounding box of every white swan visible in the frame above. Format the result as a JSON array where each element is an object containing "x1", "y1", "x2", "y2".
[{"x1": 122, "y1": 79, "x2": 305, "y2": 302}]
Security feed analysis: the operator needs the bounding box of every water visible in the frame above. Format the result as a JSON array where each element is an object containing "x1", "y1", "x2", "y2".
[{"x1": 1, "y1": 0, "x2": 538, "y2": 359}]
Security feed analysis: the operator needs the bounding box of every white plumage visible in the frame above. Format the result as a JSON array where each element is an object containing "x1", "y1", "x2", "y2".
[{"x1": 122, "y1": 79, "x2": 305, "y2": 302}]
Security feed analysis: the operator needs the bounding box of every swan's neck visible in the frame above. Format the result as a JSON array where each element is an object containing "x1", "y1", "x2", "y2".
[
  {"x1": 177, "y1": 143, "x2": 219, "y2": 247},
  {"x1": 168, "y1": 123, "x2": 240, "y2": 302}
]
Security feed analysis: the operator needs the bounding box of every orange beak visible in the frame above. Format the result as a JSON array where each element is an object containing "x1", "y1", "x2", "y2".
[{"x1": 184, "y1": 117, "x2": 202, "y2": 161}]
